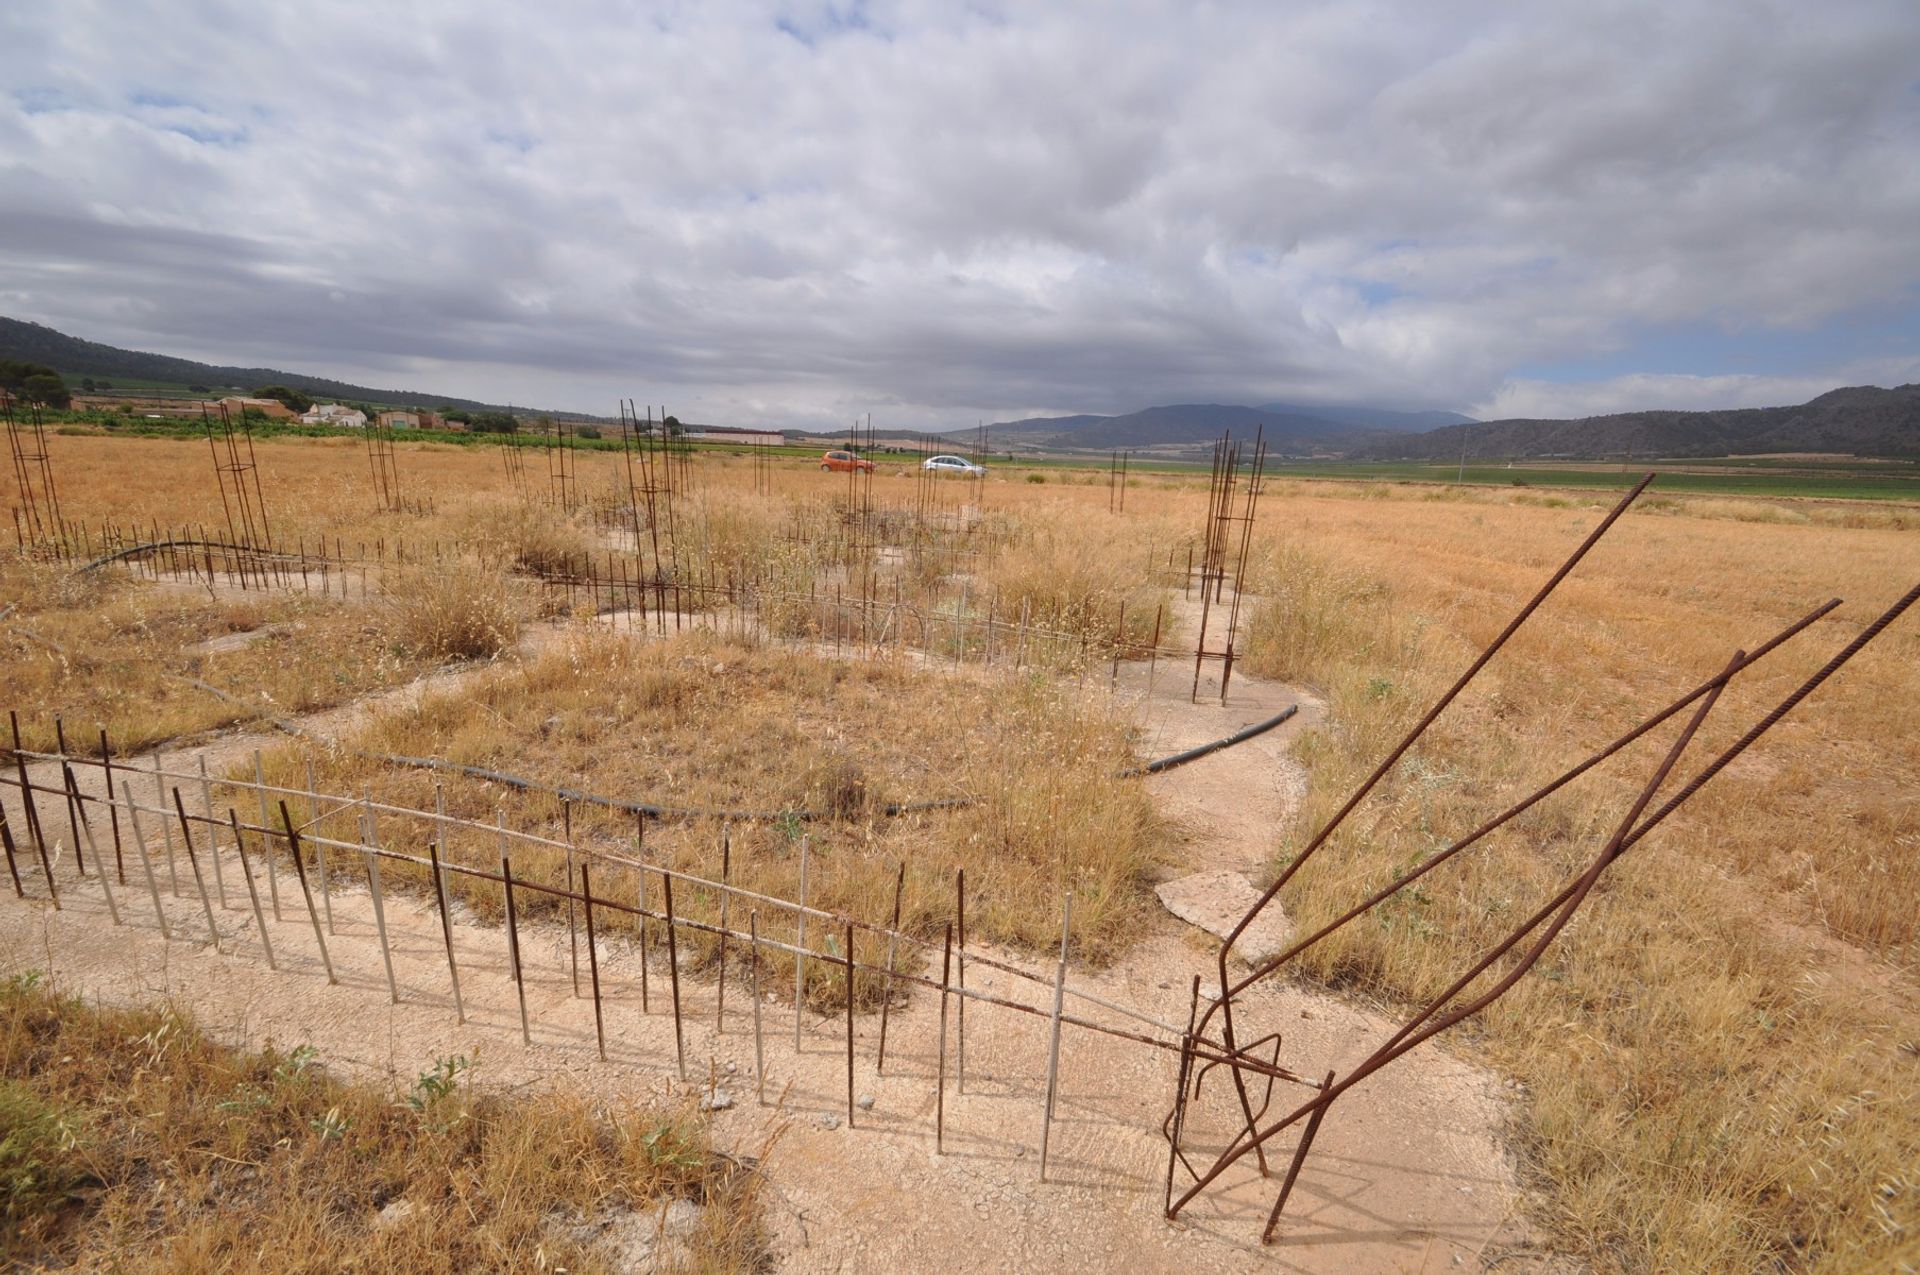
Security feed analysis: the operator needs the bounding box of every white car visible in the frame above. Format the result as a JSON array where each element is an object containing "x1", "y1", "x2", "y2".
[{"x1": 922, "y1": 454, "x2": 986, "y2": 477}]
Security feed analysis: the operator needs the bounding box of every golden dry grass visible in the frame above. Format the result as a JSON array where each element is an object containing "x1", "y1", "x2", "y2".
[
  {"x1": 11, "y1": 429, "x2": 1920, "y2": 1271},
  {"x1": 1238, "y1": 492, "x2": 1920, "y2": 1274},
  {"x1": 253, "y1": 629, "x2": 1162, "y2": 1004},
  {"x1": 0, "y1": 557, "x2": 439, "y2": 755},
  {"x1": 0, "y1": 970, "x2": 766, "y2": 1272}
]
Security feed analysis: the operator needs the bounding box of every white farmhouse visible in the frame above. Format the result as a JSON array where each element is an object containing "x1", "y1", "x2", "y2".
[{"x1": 301, "y1": 403, "x2": 370, "y2": 428}]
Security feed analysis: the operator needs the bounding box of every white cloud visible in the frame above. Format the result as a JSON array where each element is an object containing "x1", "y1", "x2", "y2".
[
  {"x1": 1475, "y1": 357, "x2": 1920, "y2": 421},
  {"x1": 0, "y1": 0, "x2": 1917, "y2": 424}
]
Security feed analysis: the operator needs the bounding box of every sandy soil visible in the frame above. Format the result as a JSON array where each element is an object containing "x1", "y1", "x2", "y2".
[{"x1": 1, "y1": 623, "x2": 1543, "y2": 1273}]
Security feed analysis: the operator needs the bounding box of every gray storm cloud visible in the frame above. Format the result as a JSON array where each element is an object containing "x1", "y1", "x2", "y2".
[{"x1": 2, "y1": 0, "x2": 1917, "y2": 425}]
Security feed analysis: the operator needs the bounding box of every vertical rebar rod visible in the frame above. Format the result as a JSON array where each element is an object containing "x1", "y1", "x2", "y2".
[
  {"x1": 196, "y1": 754, "x2": 226, "y2": 908},
  {"x1": 363, "y1": 823, "x2": 398, "y2": 1004},
  {"x1": 716, "y1": 823, "x2": 730, "y2": 1033},
  {"x1": 877, "y1": 861, "x2": 905, "y2": 1073},
  {"x1": 0, "y1": 805, "x2": 25, "y2": 897},
  {"x1": 582, "y1": 862, "x2": 606, "y2": 1061},
  {"x1": 936, "y1": 923, "x2": 953, "y2": 1154},
  {"x1": 171, "y1": 790, "x2": 220, "y2": 950},
  {"x1": 153, "y1": 752, "x2": 176, "y2": 896},
  {"x1": 429, "y1": 845, "x2": 463, "y2": 1022},
  {"x1": 255, "y1": 751, "x2": 280, "y2": 919},
  {"x1": 634, "y1": 813, "x2": 649, "y2": 1012},
  {"x1": 956, "y1": 866, "x2": 967, "y2": 1093},
  {"x1": 502, "y1": 855, "x2": 530, "y2": 1044},
  {"x1": 100, "y1": 729, "x2": 123, "y2": 884},
  {"x1": 664, "y1": 871, "x2": 686, "y2": 1080},
  {"x1": 497, "y1": 810, "x2": 516, "y2": 980},
  {"x1": 123, "y1": 782, "x2": 167, "y2": 937},
  {"x1": 279, "y1": 802, "x2": 334, "y2": 984},
  {"x1": 67, "y1": 770, "x2": 118, "y2": 925},
  {"x1": 1039, "y1": 892, "x2": 1074, "y2": 1182},
  {"x1": 844, "y1": 920, "x2": 856, "y2": 1127},
  {"x1": 228, "y1": 810, "x2": 273, "y2": 970},
  {"x1": 55, "y1": 720, "x2": 84, "y2": 878},
  {"x1": 794, "y1": 836, "x2": 809, "y2": 1051},
  {"x1": 750, "y1": 909, "x2": 766, "y2": 1105},
  {"x1": 564, "y1": 798, "x2": 579, "y2": 997}
]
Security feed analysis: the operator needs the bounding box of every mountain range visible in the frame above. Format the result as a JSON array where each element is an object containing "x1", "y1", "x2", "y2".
[
  {"x1": 973, "y1": 402, "x2": 1473, "y2": 455},
  {"x1": 976, "y1": 388, "x2": 1920, "y2": 460},
  {"x1": 1355, "y1": 384, "x2": 1920, "y2": 461},
  {"x1": 0, "y1": 316, "x2": 531, "y2": 415},
  {"x1": 10, "y1": 314, "x2": 1917, "y2": 459}
]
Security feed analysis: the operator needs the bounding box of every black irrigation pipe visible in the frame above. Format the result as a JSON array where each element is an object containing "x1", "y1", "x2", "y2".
[
  {"x1": 365, "y1": 749, "x2": 971, "y2": 823},
  {"x1": 366, "y1": 704, "x2": 1301, "y2": 824},
  {"x1": 1120, "y1": 704, "x2": 1299, "y2": 777},
  {"x1": 75, "y1": 539, "x2": 312, "y2": 573}
]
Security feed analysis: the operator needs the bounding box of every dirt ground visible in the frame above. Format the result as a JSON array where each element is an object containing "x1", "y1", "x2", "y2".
[{"x1": 1, "y1": 629, "x2": 1541, "y2": 1273}]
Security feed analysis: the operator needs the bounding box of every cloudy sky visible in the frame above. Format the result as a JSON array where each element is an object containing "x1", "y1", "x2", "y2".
[{"x1": 3, "y1": 1, "x2": 1919, "y2": 428}]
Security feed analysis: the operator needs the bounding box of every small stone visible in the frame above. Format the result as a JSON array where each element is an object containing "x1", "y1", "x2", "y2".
[
  {"x1": 1155, "y1": 871, "x2": 1293, "y2": 964},
  {"x1": 699, "y1": 1088, "x2": 733, "y2": 1112},
  {"x1": 856, "y1": 1094, "x2": 875, "y2": 1111},
  {"x1": 815, "y1": 1113, "x2": 842, "y2": 1130},
  {"x1": 374, "y1": 1198, "x2": 416, "y2": 1228},
  {"x1": 724, "y1": 1061, "x2": 738, "y2": 1074},
  {"x1": 658, "y1": 1197, "x2": 703, "y2": 1238}
]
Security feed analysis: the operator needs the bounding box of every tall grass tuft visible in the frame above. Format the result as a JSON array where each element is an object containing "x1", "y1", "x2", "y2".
[{"x1": 381, "y1": 556, "x2": 523, "y2": 660}]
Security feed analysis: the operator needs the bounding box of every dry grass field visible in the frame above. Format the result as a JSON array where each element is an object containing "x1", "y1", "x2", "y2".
[
  {"x1": 0, "y1": 971, "x2": 765, "y2": 1271},
  {"x1": 1237, "y1": 490, "x2": 1920, "y2": 1273},
  {"x1": 4, "y1": 427, "x2": 1917, "y2": 1272}
]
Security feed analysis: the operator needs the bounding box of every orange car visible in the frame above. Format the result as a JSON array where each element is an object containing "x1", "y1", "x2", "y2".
[{"x1": 820, "y1": 449, "x2": 876, "y2": 473}]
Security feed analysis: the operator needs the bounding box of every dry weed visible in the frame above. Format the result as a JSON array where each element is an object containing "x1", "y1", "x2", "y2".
[
  {"x1": 380, "y1": 556, "x2": 525, "y2": 660},
  {"x1": 0, "y1": 970, "x2": 766, "y2": 1272}
]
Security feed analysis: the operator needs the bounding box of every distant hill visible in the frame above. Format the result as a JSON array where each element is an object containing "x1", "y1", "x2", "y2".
[
  {"x1": 1357, "y1": 385, "x2": 1920, "y2": 461},
  {"x1": 1259, "y1": 403, "x2": 1474, "y2": 431},
  {"x1": 975, "y1": 401, "x2": 1467, "y2": 454},
  {"x1": 0, "y1": 315, "x2": 549, "y2": 415}
]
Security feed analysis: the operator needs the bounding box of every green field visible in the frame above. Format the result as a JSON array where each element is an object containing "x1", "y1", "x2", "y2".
[{"x1": 1255, "y1": 459, "x2": 1920, "y2": 501}]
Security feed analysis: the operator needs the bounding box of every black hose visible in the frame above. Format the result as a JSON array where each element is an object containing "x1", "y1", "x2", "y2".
[
  {"x1": 363, "y1": 703, "x2": 1300, "y2": 823},
  {"x1": 75, "y1": 539, "x2": 303, "y2": 573},
  {"x1": 1120, "y1": 704, "x2": 1300, "y2": 777}
]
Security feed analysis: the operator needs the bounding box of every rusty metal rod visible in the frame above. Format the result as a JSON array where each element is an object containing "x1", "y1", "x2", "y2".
[
  {"x1": 172, "y1": 789, "x2": 221, "y2": 950},
  {"x1": 582, "y1": 862, "x2": 606, "y2": 1061},
  {"x1": 664, "y1": 870, "x2": 686, "y2": 1080},
  {"x1": 1175, "y1": 646, "x2": 1734, "y2": 1215},
  {"x1": 429, "y1": 844, "x2": 464, "y2": 1022},
  {"x1": 877, "y1": 861, "x2": 905, "y2": 1073},
  {"x1": 1224, "y1": 596, "x2": 1839, "y2": 1001},
  {"x1": 228, "y1": 809, "x2": 273, "y2": 969},
  {"x1": 123, "y1": 782, "x2": 167, "y2": 937},
  {"x1": 502, "y1": 855, "x2": 530, "y2": 1044},
  {"x1": 279, "y1": 802, "x2": 334, "y2": 984}
]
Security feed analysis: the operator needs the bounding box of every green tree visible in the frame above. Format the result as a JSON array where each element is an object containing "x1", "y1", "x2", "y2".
[
  {"x1": 251, "y1": 385, "x2": 314, "y2": 413},
  {"x1": 21, "y1": 373, "x2": 70, "y2": 409}
]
